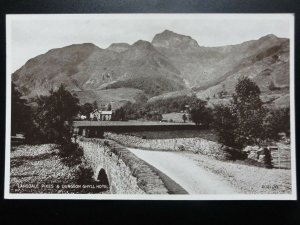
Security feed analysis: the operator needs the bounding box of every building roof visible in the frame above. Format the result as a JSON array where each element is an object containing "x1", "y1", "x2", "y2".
[
  {"x1": 101, "y1": 111, "x2": 113, "y2": 115},
  {"x1": 91, "y1": 110, "x2": 113, "y2": 115}
]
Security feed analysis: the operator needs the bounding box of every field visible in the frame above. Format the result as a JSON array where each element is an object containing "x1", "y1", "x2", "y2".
[
  {"x1": 162, "y1": 112, "x2": 189, "y2": 123},
  {"x1": 10, "y1": 144, "x2": 109, "y2": 194}
]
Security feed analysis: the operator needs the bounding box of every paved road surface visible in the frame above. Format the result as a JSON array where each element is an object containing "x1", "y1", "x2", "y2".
[{"x1": 128, "y1": 148, "x2": 238, "y2": 194}]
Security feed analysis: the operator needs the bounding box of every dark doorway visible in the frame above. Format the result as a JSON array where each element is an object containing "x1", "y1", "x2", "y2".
[{"x1": 97, "y1": 168, "x2": 110, "y2": 186}]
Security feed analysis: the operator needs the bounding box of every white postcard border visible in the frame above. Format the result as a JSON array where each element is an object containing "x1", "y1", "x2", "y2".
[{"x1": 4, "y1": 13, "x2": 297, "y2": 200}]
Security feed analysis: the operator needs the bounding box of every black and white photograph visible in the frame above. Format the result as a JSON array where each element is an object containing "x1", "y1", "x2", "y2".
[{"x1": 5, "y1": 13, "x2": 296, "y2": 200}]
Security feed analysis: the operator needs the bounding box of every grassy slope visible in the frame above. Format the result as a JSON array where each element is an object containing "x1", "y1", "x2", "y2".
[{"x1": 73, "y1": 87, "x2": 145, "y2": 107}]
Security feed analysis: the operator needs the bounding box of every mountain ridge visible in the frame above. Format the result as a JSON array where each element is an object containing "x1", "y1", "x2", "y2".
[{"x1": 12, "y1": 30, "x2": 289, "y2": 107}]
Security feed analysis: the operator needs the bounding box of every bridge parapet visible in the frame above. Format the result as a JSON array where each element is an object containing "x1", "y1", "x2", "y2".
[
  {"x1": 78, "y1": 137, "x2": 169, "y2": 194},
  {"x1": 78, "y1": 138, "x2": 145, "y2": 194}
]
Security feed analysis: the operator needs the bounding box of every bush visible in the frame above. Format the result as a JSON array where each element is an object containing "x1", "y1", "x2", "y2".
[
  {"x1": 59, "y1": 141, "x2": 84, "y2": 167},
  {"x1": 178, "y1": 145, "x2": 185, "y2": 151},
  {"x1": 75, "y1": 163, "x2": 94, "y2": 184},
  {"x1": 104, "y1": 140, "x2": 110, "y2": 147},
  {"x1": 222, "y1": 146, "x2": 247, "y2": 160}
]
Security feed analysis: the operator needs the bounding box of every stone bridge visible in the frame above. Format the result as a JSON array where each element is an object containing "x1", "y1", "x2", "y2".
[
  {"x1": 73, "y1": 120, "x2": 199, "y2": 138},
  {"x1": 78, "y1": 137, "x2": 187, "y2": 194}
]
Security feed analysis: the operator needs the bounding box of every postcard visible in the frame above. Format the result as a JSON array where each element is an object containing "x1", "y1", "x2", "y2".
[{"x1": 5, "y1": 14, "x2": 296, "y2": 200}]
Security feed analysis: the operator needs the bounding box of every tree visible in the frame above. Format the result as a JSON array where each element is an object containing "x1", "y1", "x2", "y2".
[
  {"x1": 214, "y1": 77, "x2": 266, "y2": 149},
  {"x1": 11, "y1": 83, "x2": 32, "y2": 136},
  {"x1": 231, "y1": 77, "x2": 266, "y2": 148},
  {"x1": 80, "y1": 103, "x2": 94, "y2": 119},
  {"x1": 263, "y1": 106, "x2": 290, "y2": 140},
  {"x1": 107, "y1": 103, "x2": 112, "y2": 111},
  {"x1": 93, "y1": 101, "x2": 98, "y2": 110},
  {"x1": 190, "y1": 99, "x2": 212, "y2": 126},
  {"x1": 34, "y1": 84, "x2": 80, "y2": 144},
  {"x1": 213, "y1": 105, "x2": 238, "y2": 148},
  {"x1": 158, "y1": 113, "x2": 163, "y2": 122},
  {"x1": 214, "y1": 77, "x2": 289, "y2": 151},
  {"x1": 112, "y1": 107, "x2": 126, "y2": 121},
  {"x1": 182, "y1": 114, "x2": 187, "y2": 123}
]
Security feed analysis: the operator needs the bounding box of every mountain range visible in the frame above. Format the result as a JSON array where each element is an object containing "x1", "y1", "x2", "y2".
[{"x1": 12, "y1": 29, "x2": 290, "y2": 108}]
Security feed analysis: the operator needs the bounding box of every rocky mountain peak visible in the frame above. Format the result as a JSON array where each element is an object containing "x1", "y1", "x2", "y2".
[
  {"x1": 107, "y1": 43, "x2": 131, "y2": 53},
  {"x1": 152, "y1": 30, "x2": 200, "y2": 49},
  {"x1": 256, "y1": 34, "x2": 282, "y2": 45},
  {"x1": 160, "y1": 29, "x2": 177, "y2": 36},
  {"x1": 121, "y1": 40, "x2": 158, "y2": 59},
  {"x1": 44, "y1": 42, "x2": 100, "y2": 55},
  {"x1": 261, "y1": 34, "x2": 279, "y2": 40},
  {"x1": 132, "y1": 40, "x2": 155, "y2": 50}
]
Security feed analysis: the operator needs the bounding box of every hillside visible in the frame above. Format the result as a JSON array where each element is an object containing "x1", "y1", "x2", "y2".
[
  {"x1": 103, "y1": 40, "x2": 185, "y2": 96},
  {"x1": 13, "y1": 39, "x2": 185, "y2": 103},
  {"x1": 12, "y1": 30, "x2": 290, "y2": 108},
  {"x1": 73, "y1": 88, "x2": 146, "y2": 109},
  {"x1": 196, "y1": 38, "x2": 289, "y2": 102},
  {"x1": 152, "y1": 30, "x2": 289, "y2": 93},
  {"x1": 147, "y1": 89, "x2": 194, "y2": 103}
]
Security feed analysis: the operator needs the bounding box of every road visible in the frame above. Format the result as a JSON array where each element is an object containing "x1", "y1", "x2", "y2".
[{"x1": 128, "y1": 148, "x2": 238, "y2": 194}]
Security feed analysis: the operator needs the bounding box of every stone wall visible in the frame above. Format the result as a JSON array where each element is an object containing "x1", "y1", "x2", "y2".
[
  {"x1": 78, "y1": 138, "x2": 145, "y2": 194},
  {"x1": 79, "y1": 138, "x2": 169, "y2": 194},
  {"x1": 104, "y1": 132, "x2": 226, "y2": 160},
  {"x1": 243, "y1": 144, "x2": 291, "y2": 169}
]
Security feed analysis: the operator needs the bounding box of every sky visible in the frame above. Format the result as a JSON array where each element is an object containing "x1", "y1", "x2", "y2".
[{"x1": 7, "y1": 14, "x2": 293, "y2": 72}]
